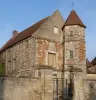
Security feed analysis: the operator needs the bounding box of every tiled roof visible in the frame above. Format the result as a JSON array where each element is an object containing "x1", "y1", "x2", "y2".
[
  {"x1": 0, "y1": 17, "x2": 49, "y2": 52},
  {"x1": 86, "y1": 59, "x2": 92, "y2": 68},
  {"x1": 87, "y1": 65, "x2": 96, "y2": 74},
  {"x1": 86, "y1": 58, "x2": 96, "y2": 74},
  {"x1": 91, "y1": 57, "x2": 96, "y2": 65},
  {"x1": 63, "y1": 10, "x2": 86, "y2": 29}
]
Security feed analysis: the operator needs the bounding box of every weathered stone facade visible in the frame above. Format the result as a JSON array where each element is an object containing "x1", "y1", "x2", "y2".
[
  {"x1": 63, "y1": 24, "x2": 87, "y2": 100},
  {"x1": 0, "y1": 37, "x2": 36, "y2": 77},
  {"x1": 36, "y1": 39, "x2": 63, "y2": 70},
  {"x1": 0, "y1": 77, "x2": 41, "y2": 100},
  {"x1": 0, "y1": 10, "x2": 95, "y2": 100}
]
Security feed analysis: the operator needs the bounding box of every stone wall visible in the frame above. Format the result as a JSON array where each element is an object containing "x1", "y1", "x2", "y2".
[
  {"x1": 38, "y1": 69, "x2": 63, "y2": 100},
  {"x1": 0, "y1": 77, "x2": 41, "y2": 100},
  {"x1": 64, "y1": 25, "x2": 86, "y2": 72},
  {"x1": 0, "y1": 68, "x2": 63, "y2": 100},
  {"x1": 63, "y1": 25, "x2": 86, "y2": 100},
  {"x1": 83, "y1": 79, "x2": 96, "y2": 100},
  {"x1": 36, "y1": 39, "x2": 63, "y2": 70},
  {"x1": 0, "y1": 37, "x2": 36, "y2": 77}
]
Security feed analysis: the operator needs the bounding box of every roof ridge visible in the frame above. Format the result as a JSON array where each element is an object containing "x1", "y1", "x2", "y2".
[
  {"x1": 18, "y1": 17, "x2": 49, "y2": 35},
  {"x1": 0, "y1": 16, "x2": 49, "y2": 52},
  {"x1": 91, "y1": 57, "x2": 96, "y2": 65}
]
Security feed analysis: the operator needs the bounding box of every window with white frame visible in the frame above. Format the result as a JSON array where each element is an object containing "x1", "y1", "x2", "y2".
[
  {"x1": 54, "y1": 26, "x2": 59, "y2": 34},
  {"x1": 48, "y1": 52, "x2": 56, "y2": 67}
]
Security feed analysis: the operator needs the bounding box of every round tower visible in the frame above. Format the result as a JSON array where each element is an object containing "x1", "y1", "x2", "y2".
[{"x1": 62, "y1": 10, "x2": 86, "y2": 99}]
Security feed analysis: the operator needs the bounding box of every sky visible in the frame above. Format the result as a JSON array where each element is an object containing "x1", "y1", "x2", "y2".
[{"x1": 0, "y1": 0, "x2": 95, "y2": 61}]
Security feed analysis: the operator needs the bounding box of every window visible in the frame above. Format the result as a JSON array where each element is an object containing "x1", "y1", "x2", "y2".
[
  {"x1": 13, "y1": 59, "x2": 16, "y2": 71},
  {"x1": 48, "y1": 53, "x2": 56, "y2": 67},
  {"x1": 54, "y1": 26, "x2": 58, "y2": 34},
  {"x1": 70, "y1": 50, "x2": 73, "y2": 58},
  {"x1": 38, "y1": 71, "x2": 41, "y2": 76},
  {"x1": 70, "y1": 31, "x2": 73, "y2": 37},
  {"x1": 0, "y1": 63, "x2": 5, "y2": 76}
]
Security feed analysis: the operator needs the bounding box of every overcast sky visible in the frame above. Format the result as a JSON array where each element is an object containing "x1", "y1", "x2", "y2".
[{"x1": 0, "y1": 0, "x2": 95, "y2": 61}]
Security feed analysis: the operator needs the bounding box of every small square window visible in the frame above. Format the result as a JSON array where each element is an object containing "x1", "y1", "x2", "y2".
[
  {"x1": 54, "y1": 26, "x2": 58, "y2": 34},
  {"x1": 70, "y1": 50, "x2": 73, "y2": 58}
]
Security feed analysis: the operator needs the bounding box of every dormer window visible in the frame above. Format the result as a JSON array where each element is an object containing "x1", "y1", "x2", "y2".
[{"x1": 54, "y1": 26, "x2": 58, "y2": 34}]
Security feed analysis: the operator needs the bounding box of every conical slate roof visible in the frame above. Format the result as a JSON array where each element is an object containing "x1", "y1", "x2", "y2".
[{"x1": 64, "y1": 10, "x2": 86, "y2": 28}]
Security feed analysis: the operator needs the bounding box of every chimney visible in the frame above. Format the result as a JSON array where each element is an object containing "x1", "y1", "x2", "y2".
[{"x1": 12, "y1": 30, "x2": 18, "y2": 39}]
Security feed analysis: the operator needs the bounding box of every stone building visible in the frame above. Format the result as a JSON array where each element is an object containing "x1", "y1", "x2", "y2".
[
  {"x1": 87, "y1": 58, "x2": 96, "y2": 74},
  {"x1": 0, "y1": 9, "x2": 96, "y2": 100}
]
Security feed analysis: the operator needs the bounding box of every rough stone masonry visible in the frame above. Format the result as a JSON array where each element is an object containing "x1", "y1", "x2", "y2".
[{"x1": 0, "y1": 9, "x2": 96, "y2": 100}]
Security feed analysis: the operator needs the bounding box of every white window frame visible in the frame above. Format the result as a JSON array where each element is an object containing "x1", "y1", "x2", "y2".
[{"x1": 54, "y1": 26, "x2": 59, "y2": 34}]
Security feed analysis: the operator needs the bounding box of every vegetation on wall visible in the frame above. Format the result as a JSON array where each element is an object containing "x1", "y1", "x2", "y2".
[{"x1": 0, "y1": 63, "x2": 4, "y2": 76}]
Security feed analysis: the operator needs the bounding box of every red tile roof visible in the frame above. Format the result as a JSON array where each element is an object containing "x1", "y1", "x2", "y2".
[
  {"x1": 0, "y1": 17, "x2": 49, "y2": 52},
  {"x1": 86, "y1": 58, "x2": 96, "y2": 74},
  {"x1": 91, "y1": 57, "x2": 96, "y2": 65},
  {"x1": 63, "y1": 10, "x2": 86, "y2": 28},
  {"x1": 86, "y1": 59, "x2": 92, "y2": 68}
]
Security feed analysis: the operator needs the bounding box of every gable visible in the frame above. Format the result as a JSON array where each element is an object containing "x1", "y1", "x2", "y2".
[
  {"x1": 35, "y1": 10, "x2": 65, "y2": 42},
  {"x1": 0, "y1": 17, "x2": 49, "y2": 52},
  {"x1": 0, "y1": 10, "x2": 65, "y2": 52}
]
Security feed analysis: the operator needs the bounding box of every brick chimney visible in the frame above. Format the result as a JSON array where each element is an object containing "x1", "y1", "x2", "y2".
[{"x1": 12, "y1": 30, "x2": 18, "y2": 39}]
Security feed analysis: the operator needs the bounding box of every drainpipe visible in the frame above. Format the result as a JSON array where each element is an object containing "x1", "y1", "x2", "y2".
[
  {"x1": 62, "y1": 29, "x2": 65, "y2": 99},
  {"x1": 44, "y1": 69, "x2": 45, "y2": 100}
]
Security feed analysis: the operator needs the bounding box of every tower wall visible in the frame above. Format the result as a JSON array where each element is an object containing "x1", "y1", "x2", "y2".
[
  {"x1": 64, "y1": 25, "x2": 86, "y2": 72},
  {"x1": 63, "y1": 25, "x2": 86, "y2": 100}
]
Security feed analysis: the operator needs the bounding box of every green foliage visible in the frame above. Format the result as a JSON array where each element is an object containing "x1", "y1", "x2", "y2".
[{"x1": 0, "y1": 63, "x2": 4, "y2": 76}]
